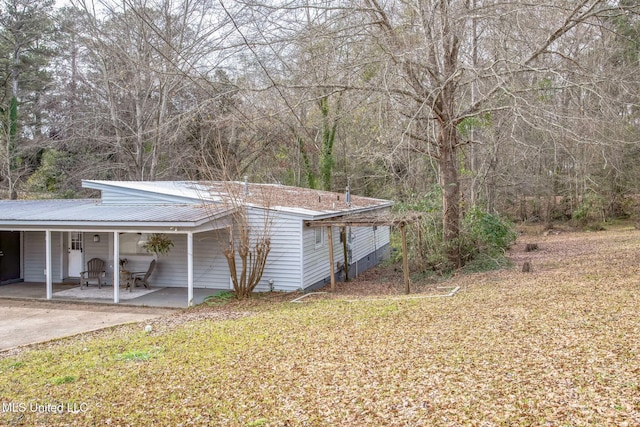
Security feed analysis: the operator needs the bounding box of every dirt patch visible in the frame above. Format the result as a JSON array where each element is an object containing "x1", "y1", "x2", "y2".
[
  {"x1": 508, "y1": 226, "x2": 625, "y2": 272},
  {"x1": 309, "y1": 262, "x2": 455, "y2": 300}
]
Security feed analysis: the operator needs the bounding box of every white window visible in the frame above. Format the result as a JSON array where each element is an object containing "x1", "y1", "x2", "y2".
[
  {"x1": 70, "y1": 232, "x2": 83, "y2": 251},
  {"x1": 314, "y1": 228, "x2": 324, "y2": 247}
]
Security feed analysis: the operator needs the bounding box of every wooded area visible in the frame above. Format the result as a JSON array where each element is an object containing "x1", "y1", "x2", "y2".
[{"x1": 1, "y1": 0, "x2": 639, "y2": 267}]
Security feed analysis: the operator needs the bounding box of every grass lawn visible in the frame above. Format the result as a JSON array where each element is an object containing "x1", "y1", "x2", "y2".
[{"x1": 1, "y1": 226, "x2": 639, "y2": 426}]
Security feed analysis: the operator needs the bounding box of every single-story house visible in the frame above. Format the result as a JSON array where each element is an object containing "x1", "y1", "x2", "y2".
[{"x1": 0, "y1": 180, "x2": 393, "y2": 306}]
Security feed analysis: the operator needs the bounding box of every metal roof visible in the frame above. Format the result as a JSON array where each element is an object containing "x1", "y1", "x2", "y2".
[
  {"x1": 0, "y1": 181, "x2": 393, "y2": 231},
  {"x1": 0, "y1": 199, "x2": 231, "y2": 229},
  {"x1": 83, "y1": 180, "x2": 394, "y2": 218}
]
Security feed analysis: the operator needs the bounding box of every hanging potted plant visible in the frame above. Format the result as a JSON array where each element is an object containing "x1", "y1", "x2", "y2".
[{"x1": 143, "y1": 233, "x2": 174, "y2": 256}]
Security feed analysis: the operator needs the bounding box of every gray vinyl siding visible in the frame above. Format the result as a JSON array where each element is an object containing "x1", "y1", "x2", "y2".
[
  {"x1": 116, "y1": 230, "x2": 230, "y2": 289},
  {"x1": 142, "y1": 210, "x2": 304, "y2": 292},
  {"x1": 52, "y1": 232, "x2": 63, "y2": 281},
  {"x1": 302, "y1": 225, "x2": 345, "y2": 289},
  {"x1": 148, "y1": 236, "x2": 186, "y2": 287},
  {"x1": 193, "y1": 230, "x2": 231, "y2": 288},
  {"x1": 22, "y1": 228, "x2": 261, "y2": 290},
  {"x1": 23, "y1": 231, "x2": 64, "y2": 283},
  {"x1": 151, "y1": 219, "x2": 302, "y2": 291},
  {"x1": 144, "y1": 237, "x2": 182, "y2": 288},
  {"x1": 100, "y1": 189, "x2": 200, "y2": 205},
  {"x1": 83, "y1": 232, "x2": 112, "y2": 279},
  {"x1": 24, "y1": 231, "x2": 45, "y2": 282},
  {"x1": 225, "y1": 209, "x2": 303, "y2": 293},
  {"x1": 253, "y1": 210, "x2": 302, "y2": 292},
  {"x1": 302, "y1": 224, "x2": 391, "y2": 289},
  {"x1": 351, "y1": 226, "x2": 390, "y2": 261}
]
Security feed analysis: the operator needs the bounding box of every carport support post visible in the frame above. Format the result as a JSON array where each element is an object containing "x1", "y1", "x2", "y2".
[
  {"x1": 187, "y1": 232, "x2": 194, "y2": 307},
  {"x1": 45, "y1": 230, "x2": 52, "y2": 300},
  {"x1": 113, "y1": 232, "x2": 120, "y2": 304},
  {"x1": 328, "y1": 226, "x2": 335, "y2": 291}
]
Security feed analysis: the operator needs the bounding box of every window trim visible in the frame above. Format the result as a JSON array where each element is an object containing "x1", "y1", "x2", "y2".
[{"x1": 314, "y1": 228, "x2": 324, "y2": 248}]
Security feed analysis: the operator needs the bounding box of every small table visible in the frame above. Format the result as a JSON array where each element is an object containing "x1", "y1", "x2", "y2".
[{"x1": 119, "y1": 270, "x2": 133, "y2": 292}]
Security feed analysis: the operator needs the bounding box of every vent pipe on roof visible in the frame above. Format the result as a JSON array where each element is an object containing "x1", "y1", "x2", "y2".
[{"x1": 244, "y1": 176, "x2": 249, "y2": 196}]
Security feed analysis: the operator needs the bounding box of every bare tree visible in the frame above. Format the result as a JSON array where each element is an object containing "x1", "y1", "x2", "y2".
[
  {"x1": 342, "y1": 0, "x2": 638, "y2": 263},
  {"x1": 72, "y1": 0, "x2": 236, "y2": 180},
  {"x1": 198, "y1": 179, "x2": 274, "y2": 299},
  {"x1": 222, "y1": 189, "x2": 273, "y2": 299},
  {"x1": 194, "y1": 126, "x2": 275, "y2": 299},
  {"x1": 221, "y1": 0, "x2": 640, "y2": 263}
]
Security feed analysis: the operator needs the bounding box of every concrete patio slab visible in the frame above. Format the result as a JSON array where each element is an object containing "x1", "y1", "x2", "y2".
[
  {"x1": 0, "y1": 282, "x2": 225, "y2": 308},
  {"x1": 0, "y1": 299, "x2": 176, "y2": 351}
]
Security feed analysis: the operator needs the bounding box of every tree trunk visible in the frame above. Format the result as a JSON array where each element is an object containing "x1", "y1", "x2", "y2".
[
  {"x1": 8, "y1": 46, "x2": 20, "y2": 200},
  {"x1": 134, "y1": 88, "x2": 144, "y2": 180},
  {"x1": 438, "y1": 123, "x2": 461, "y2": 267},
  {"x1": 319, "y1": 95, "x2": 340, "y2": 191}
]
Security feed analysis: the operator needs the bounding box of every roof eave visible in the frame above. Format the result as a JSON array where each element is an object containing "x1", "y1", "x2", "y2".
[
  {"x1": 0, "y1": 208, "x2": 234, "y2": 231},
  {"x1": 246, "y1": 201, "x2": 393, "y2": 220},
  {"x1": 0, "y1": 220, "x2": 197, "y2": 229},
  {"x1": 302, "y1": 201, "x2": 394, "y2": 221}
]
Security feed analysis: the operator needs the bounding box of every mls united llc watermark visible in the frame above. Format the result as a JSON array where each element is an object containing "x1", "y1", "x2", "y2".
[{"x1": 2, "y1": 401, "x2": 89, "y2": 414}]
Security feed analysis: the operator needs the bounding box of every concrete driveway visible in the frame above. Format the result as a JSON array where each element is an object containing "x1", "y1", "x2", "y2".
[{"x1": 0, "y1": 299, "x2": 176, "y2": 351}]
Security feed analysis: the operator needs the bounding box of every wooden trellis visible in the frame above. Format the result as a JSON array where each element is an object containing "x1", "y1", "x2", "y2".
[{"x1": 304, "y1": 212, "x2": 422, "y2": 294}]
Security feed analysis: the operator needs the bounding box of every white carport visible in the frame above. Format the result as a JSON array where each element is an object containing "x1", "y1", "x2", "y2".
[{"x1": 0, "y1": 199, "x2": 233, "y2": 306}]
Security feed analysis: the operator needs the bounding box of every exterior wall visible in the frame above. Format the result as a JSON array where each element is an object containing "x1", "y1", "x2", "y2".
[
  {"x1": 149, "y1": 231, "x2": 230, "y2": 288},
  {"x1": 23, "y1": 231, "x2": 64, "y2": 283},
  {"x1": 302, "y1": 225, "x2": 345, "y2": 289},
  {"x1": 23, "y1": 231, "x2": 45, "y2": 282},
  {"x1": 84, "y1": 232, "x2": 111, "y2": 280},
  {"x1": 351, "y1": 226, "x2": 389, "y2": 260},
  {"x1": 100, "y1": 189, "x2": 199, "y2": 205},
  {"x1": 114, "y1": 230, "x2": 230, "y2": 289},
  {"x1": 19, "y1": 222, "x2": 303, "y2": 291},
  {"x1": 54, "y1": 232, "x2": 64, "y2": 281},
  {"x1": 226, "y1": 209, "x2": 303, "y2": 293},
  {"x1": 17, "y1": 217, "x2": 389, "y2": 292},
  {"x1": 53, "y1": 232, "x2": 64, "y2": 281},
  {"x1": 109, "y1": 211, "x2": 304, "y2": 292},
  {"x1": 255, "y1": 210, "x2": 303, "y2": 292},
  {"x1": 351, "y1": 226, "x2": 391, "y2": 280},
  {"x1": 193, "y1": 230, "x2": 233, "y2": 288},
  {"x1": 112, "y1": 210, "x2": 304, "y2": 292},
  {"x1": 302, "y1": 225, "x2": 391, "y2": 290},
  {"x1": 22, "y1": 231, "x2": 232, "y2": 289}
]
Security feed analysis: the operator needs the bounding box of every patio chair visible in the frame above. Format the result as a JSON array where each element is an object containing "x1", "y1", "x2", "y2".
[
  {"x1": 80, "y1": 258, "x2": 106, "y2": 289},
  {"x1": 131, "y1": 259, "x2": 156, "y2": 290}
]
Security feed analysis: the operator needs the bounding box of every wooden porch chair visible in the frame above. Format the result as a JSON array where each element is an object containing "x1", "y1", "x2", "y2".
[
  {"x1": 80, "y1": 258, "x2": 106, "y2": 289},
  {"x1": 130, "y1": 259, "x2": 156, "y2": 290}
]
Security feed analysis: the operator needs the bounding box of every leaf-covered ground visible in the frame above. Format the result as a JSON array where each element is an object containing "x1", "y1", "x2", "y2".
[{"x1": 1, "y1": 226, "x2": 639, "y2": 426}]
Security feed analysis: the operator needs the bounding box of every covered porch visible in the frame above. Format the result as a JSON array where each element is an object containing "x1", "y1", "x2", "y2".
[{"x1": 0, "y1": 199, "x2": 235, "y2": 307}]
